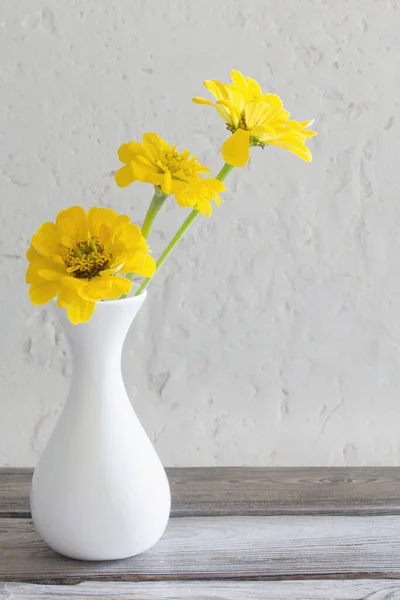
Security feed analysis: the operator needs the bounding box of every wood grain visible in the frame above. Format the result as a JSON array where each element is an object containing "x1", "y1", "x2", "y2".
[
  {"x1": 2, "y1": 579, "x2": 400, "y2": 599},
  {"x1": 0, "y1": 470, "x2": 32, "y2": 519},
  {"x1": 2, "y1": 515, "x2": 400, "y2": 583},
  {"x1": 2, "y1": 467, "x2": 400, "y2": 518}
]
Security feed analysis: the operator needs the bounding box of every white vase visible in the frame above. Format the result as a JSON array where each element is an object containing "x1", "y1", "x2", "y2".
[{"x1": 30, "y1": 291, "x2": 171, "y2": 561}]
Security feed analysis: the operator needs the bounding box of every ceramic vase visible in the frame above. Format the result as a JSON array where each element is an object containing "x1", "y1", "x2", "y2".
[{"x1": 30, "y1": 291, "x2": 171, "y2": 561}]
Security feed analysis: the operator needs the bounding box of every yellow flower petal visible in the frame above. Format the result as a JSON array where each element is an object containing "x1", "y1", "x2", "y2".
[
  {"x1": 87, "y1": 207, "x2": 119, "y2": 238},
  {"x1": 29, "y1": 282, "x2": 60, "y2": 305},
  {"x1": 173, "y1": 177, "x2": 225, "y2": 217},
  {"x1": 262, "y1": 93, "x2": 283, "y2": 108},
  {"x1": 57, "y1": 287, "x2": 75, "y2": 308},
  {"x1": 302, "y1": 129, "x2": 317, "y2": 139},
  {"x1": 230, "y1": 70, "x2": 248, "y2": 95},
  {"x1": 115, "y1": 164, "x2": 136, "y2": 188},
  {"x1": 67, "y1": 294, "x2": 96, "y2": 325},
  {"x1": 245, "y1": 77, "x2": 263, "y2": 98},
  {"x1": 98, "y1": 267, "x2": 120, "y2": 276},
  {"x1": 38, "y1": 269, "x2": 64, "y2": 281},
  {"x1": 31, "y1": 222, "x2": 60, "y2": 258},
  {"x1": 202, "y1": 179, "x2": 226, "y2": 193},
  {"x1": 78, "y1": 278, "x2": 113, "y2": 301},
  {"x1": 60, "y1": 275, "x2": 87, "y2": 290},
  {"x1": 245, "y1": 101, "x2": 271, "y2": 129},
  {"x1": 132, "y1": 156, "x2": 163, "y2": 186},
  {"x1": 271, "y1": 140, "x2": 312, "y2": 162},
  {"x1": 109, "y1": 214, "x2": 132, "y2": 237},
  {"x1": 51, "y1": 254, "x2": 65, "y2": 266},
  {"x1": 204, "y1": 79, "x2": 229, "y2": 101},
  {"x1": 222, "y1": 129, "x2": 250, "y2": 167},
  {"x1": 119, "y1": 252, "x2": 156, "y2": 277},
  {"x1": 192, "y1": 97, "x2": 216, "y2": 106},
  {"x1": 101, "y1": 276, "x2": 132, "y2": 299},
  {"x1": 26, "y1": 265, "x2": 43, "y2": 284},
  {"x1": 60, "y1": 235, "x2": 77, "y2": 249},
  {"x1": 142, "y1": 132, "x2": 170, "y2": 158},
  {"x1": 251, "y1": 124, "x2": 277, "y2": 142},
  {"x1": 118, "y1": 142, "x2": 144, "y2": 164},
  {"x1": 26, "y1": 248, "x2": 65, "y2": 284},
  {"x1": 195, "y1": 96, "x2": 232, "y2": 122},
  {"x1": 109, "y1": 224, "x2": 148, "y2": 259},
  {"x1": 56, "y1": 206, "x2": 87, "y2": 242},
  {"x1": 26, "y1": 246, "x2": 38, "y2": 262},
  {"x1": 298, "y1": 120, "x2": 315, "y2": 128},
  {"x1": 161, "y1": 171, "x2": 172, "y2": 195},
  {"x1": 216, "y1": 99, "x2": 240, "y2": 125}
]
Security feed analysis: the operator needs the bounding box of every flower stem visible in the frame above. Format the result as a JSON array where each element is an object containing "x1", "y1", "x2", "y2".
[
  {"x1": 120, "y1": 188, "x2": 168, "y2": 298},
  {"x1": 141, "y1": 188, "x2": 169, "y2": 239},
  {"x1": 135, "y1": 210, "x2": 199, "y2": 296},
  {"x1": 135, "y1": 163, "x2": 234, "y2": 296},
  {"x1": 215, "y1": 162, "x2": 234, "y2": 183}
]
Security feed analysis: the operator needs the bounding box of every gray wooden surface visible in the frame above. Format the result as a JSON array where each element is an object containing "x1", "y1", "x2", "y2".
[
  {"x1": 2, "y1": 515, "x2": 400, "y2": 583},
  {"x1": 2, "y1": 580, "x2": 400, "y2": 599},
  {"x1": 2, "y1": 467, "x2": 400, "y2": 598},
  {"x1": 2, "y1": 466, "x2": 400, "y2": 517}
]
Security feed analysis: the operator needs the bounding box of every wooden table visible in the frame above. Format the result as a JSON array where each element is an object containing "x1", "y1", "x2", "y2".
[{"x1": 1, "y1": 467, "x2": 400, "y2": 599}]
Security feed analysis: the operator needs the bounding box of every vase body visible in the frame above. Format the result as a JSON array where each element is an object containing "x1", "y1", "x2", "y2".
[{"x1": 30, "y1": 292, "x2": 171, "y2": 561}]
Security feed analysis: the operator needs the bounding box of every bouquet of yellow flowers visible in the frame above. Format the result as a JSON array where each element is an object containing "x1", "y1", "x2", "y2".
[{"x1": 26, "y1": 70, "x2": 316, "y2": 324}]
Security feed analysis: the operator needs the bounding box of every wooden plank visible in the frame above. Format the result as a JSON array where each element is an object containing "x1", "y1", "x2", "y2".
[
  {"x1": 0, "y1": 470, "x2": 32, "y2": 519},
  {"x1": 2, "y1": 579, "x2": 400, "y2": 599},
  {"x1": 2, "y1": 515, "x2": 400, "y2": 583},
  {"x1": 2, "y1": 467, "x2": 400, "y2": 518},
  {"x1": 169, "y1": 466, "x2": 400, "y2": 516}
]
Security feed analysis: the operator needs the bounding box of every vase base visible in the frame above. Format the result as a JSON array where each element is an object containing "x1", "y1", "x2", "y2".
[{"x1": 44, "y1": 534, "x2": 166, "y2": 561}]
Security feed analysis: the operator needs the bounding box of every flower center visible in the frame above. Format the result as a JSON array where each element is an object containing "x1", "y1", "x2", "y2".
[
  {"x1": 156, "y1": 148, "x2": 198, "y2": 181},
  {"x1": 63, "y1": 237, "x2": 111, "y2": 279},
  {"x1": 238, "y1": 111, "x2": 248, "y2": 130},
  {"x1": 227, "y1": 111, "x2": 249, "y2": 134}
]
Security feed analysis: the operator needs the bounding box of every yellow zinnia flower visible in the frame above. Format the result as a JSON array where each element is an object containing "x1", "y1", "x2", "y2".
[
  {"x1": 115, "y1": 133, "x2": 225, "y2": 216},
  {"x1": 26, "y1": 206, "x2": 156, "y2": 324},
  {"x1": 193, "y1": 69, "x2": 316, "y2": 167}
]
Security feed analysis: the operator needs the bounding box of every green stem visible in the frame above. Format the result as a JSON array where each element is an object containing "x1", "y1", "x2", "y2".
[
  {"x1": 215, "y1": 162, "x2": 234, "y2": 183},
  {"x1": 141, "y1": 188, "x2": 169, "y2": 239},
  {"x1": 121, "y1": 188, "x2": 168, "y2": 298},
  {"x1": 135, "y1": 210, "x2": 198, "y2": 296},
  {"x1": 135, "y1": 163, "x2": 234, "y2": 296}
]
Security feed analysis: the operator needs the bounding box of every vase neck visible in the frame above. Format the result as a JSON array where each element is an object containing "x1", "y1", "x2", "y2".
[{"x1": 52, "y1": 294, "x2": 147, "y2": 380}]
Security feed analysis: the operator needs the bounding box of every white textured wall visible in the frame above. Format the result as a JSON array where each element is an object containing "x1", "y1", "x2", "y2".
[{"x1": 1, "y1": 0, "x2": 400, "y2": 467}]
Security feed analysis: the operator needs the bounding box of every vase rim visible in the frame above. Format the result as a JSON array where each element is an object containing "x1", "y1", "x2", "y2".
[
  {"x1": 50, "y1": 286, "x2": 147, "y2": 309},
  {"x1": 93, "y1": 287, "x2": 147, "y2": 306}
]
